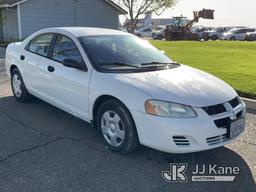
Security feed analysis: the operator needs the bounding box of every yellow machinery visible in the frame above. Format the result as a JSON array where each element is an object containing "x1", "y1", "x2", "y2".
[{"x1": 165, "y1": 9, "x2": 215, "y2": 41}]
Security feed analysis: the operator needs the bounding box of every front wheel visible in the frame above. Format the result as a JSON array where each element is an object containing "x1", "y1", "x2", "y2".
[
  {"x1": 158, "y1": 36, "x2": 163, "y2": 40},
  {"x1": 96, "y1": 100, "x2": 139, "y2": 154},
  {"x1": 11, "y1": 68, "x2": 33, "y2": 102}
]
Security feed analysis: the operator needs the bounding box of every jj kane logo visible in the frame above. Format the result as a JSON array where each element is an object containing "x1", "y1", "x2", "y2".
[
  {"x1": 162, "y1": 163, "x2": 188, "y2": 183},
  {"x1": 162, "y1": 163, "x2": 240, "y2": 182}
]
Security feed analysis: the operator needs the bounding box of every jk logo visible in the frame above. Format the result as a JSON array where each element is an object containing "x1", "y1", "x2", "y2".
[{"x1": 162, "y1": 163, "x2": 188, "y2": 183}]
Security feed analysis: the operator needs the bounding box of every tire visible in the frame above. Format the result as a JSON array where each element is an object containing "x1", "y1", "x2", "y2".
[
  {"x1": 211, "y1": 35, "x2": 219, "y2": 40},
  {"x1": 158, "y1": 36, "x2": 163, "y2": 40},
  {"x1": 96, "y1": 99, "x2": 140, "y2": 154},
  {"x1": 202, "y1": 34, "x2": 209, "y2": 41},
  {"x1": 11, "y1": 68, "x2": 33, "y2": 103},
  {"x1": 230, "y1": 36, "x2": 236, "y2": 41}
]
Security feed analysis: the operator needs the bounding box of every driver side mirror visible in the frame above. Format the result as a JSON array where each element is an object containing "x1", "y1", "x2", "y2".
[{"x1": 63, "y1": 59, "x2": 87, "y2": 71}]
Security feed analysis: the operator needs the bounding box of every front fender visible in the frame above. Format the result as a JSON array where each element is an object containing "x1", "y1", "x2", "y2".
[{"x1": 89, "y1": 70, "x2": 153, "y2": 120}]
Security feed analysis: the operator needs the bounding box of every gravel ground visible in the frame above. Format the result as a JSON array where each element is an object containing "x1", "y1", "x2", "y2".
[{"x1": 0, "y1": 49, "x2": 255, "y2": 192}]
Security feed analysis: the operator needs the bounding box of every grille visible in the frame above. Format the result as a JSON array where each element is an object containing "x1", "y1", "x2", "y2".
[
  {"x1": 202, "y1": 104, "x2": 227, "y2": 116},
  {"x1": 173, "y1": 136, "x2": 190, "y2": 146},
  {"x1": 229, "y1": 97, "x2": 240, "y2": 108},
  {"x1": 206, "y1": 134, "x2": 229, "y2": 146},
  {"x1": 214, "y1": 117, "x2": 230, "y2": 128},
  {"x1": 214, "y1": 110, "x2": 243, "y2": 128},
  {"x1": 202, "y1": 97, "x2": 241, "y2": 116}
]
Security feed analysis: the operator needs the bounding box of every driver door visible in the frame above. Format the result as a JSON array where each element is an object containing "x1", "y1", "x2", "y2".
[
  {"x1": 46, "y1": 34, "x2": 90, "y2": 121},
  {"x1": 235, "y1": 29, "x2": 244, "y2": 40}
]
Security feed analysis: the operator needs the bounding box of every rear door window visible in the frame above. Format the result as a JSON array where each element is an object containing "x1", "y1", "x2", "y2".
[
  {"x1": 246, "y1": 29, "x2": 255, "y2": 33},
  {"x1": 28, "y1": 33, "x2": 54, "y2": 57},
  {"x1": 236, "y1": 29, "x2": 243, "y2": 34}
]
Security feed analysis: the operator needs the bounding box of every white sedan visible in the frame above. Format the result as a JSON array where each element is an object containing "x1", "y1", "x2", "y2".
[
  {"x1": 222, "y1": 28, "x2": 256, "y2": 40},
  {"x1": 5, "y1": 27, "x2": 246, "y2": 154}
]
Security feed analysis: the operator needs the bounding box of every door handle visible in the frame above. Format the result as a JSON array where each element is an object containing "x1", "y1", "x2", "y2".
[
  {"x1": 20, "y1": 55, "x2": 25, "y2": 61},
  {"x1": 47, "y1": 66, "x2": 55, "y2": 72}
]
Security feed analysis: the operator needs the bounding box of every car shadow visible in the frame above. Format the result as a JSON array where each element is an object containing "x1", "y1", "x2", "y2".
[
  {"x1": 131, "y1": 146, "x2": 256, "y2": 191},
  {"x1": 0, "y1": 96, "x2": 255, "y2": 192}
]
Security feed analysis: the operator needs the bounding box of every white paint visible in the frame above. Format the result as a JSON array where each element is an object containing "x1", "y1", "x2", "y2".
[
  {"x1": 154, "y1": 0, "x2": 256, "y2": 27},
  {"x1": 4, "y1": 27, "x2": 246, "y2": 154}
]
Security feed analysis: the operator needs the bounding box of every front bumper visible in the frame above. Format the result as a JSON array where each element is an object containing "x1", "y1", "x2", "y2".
[
  {"x1": 222, "y1": 36, "x2": 230, "y2": 40},
  {"x1": 131, "y1": 100, "x2": 246, "y2": 154}
]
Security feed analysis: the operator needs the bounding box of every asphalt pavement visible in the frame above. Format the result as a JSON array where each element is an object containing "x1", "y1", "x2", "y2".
[{"x1": 0, "y1": 49, "x2": 255, "y2": 192}]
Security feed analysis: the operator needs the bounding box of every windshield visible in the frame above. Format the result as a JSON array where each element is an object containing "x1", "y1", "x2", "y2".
[
  {"x1": 228, "y1": 28, "x2": 239, "y2": 33},
  {"x1": 79, "y1": 35, "x2": 176, "y2": 72},
  {"x1": 213, "y1": 28, "x2": 223, "y2": 32}
]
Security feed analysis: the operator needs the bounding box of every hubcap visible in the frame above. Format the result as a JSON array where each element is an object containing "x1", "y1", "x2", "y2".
[
  {"x1": 101, "y1": 111, "x2": 125, "y2": 147},
  {"x1": 12, "y1": 74, "x2": 22, "y2": 97}
]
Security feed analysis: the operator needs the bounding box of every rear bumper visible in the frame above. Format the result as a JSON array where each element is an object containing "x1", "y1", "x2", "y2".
[{"x1": 131, "y1": 101, "x2": 246, "y2": 154}]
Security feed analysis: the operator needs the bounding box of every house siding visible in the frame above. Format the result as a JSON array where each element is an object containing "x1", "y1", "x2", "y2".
[
  {"x1": 19, "y1": 0, "x2": 119, "y2": 39},
  {"x1": 2, "y1": 8, "x2": 18, "y2": 41},
  {"x1": 75, "y1": 0, "x2": 119, "y2": 28},
  {"x1": 0, "y1": 9, "x2": 4, "y2": 41}
]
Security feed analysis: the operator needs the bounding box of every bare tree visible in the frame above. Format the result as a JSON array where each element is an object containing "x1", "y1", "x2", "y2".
[{"x1": 115, "y1": 0, "x2": 176, "y2": 33}]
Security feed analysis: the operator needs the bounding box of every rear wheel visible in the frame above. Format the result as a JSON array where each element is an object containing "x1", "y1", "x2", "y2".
[
  {"x1": 11, "y1": 68, "x2": 33, "y2": 102},
  {"x1": 211, "y1": 35, "x2": 219, "y2": 40},
  {"x1": 230, "y1": 36, "x2": 236, "y2": 41},
  {"x1": 96, "y1": 100, "x2": 139, "y2": 154}
]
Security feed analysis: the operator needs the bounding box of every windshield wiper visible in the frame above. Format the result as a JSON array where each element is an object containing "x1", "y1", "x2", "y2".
[
  {"x1": 141, "y1": 61, "x2": 169, "y2": 66},
  {"x1": 141, "y1": 62, "x2": 179, "y2": 67},
  {"x1": 99, "y1": 62, "x2": 140, "y2": 68}
]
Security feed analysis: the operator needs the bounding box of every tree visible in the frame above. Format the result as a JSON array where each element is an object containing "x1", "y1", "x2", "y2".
[{"x1": 115, "y1": 0, "x2": 176, "y2": 33}]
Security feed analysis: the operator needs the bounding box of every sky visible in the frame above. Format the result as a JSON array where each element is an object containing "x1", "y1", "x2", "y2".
[
  {"x1": 120, "y1": 0, "x2": 256, "y2": 27},
  {"x1": 153, "y1": 0, "x2": 256, "y2": 27}
]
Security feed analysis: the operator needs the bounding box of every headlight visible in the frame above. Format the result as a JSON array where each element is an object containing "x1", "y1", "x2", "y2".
[{"x1": 145, "y1": 100, "x2": 197, "y2": 118}]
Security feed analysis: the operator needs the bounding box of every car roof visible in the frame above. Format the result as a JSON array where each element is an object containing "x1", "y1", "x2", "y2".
[
  {"x1": 40, "y1": 27, "x2": 131, "y2": 37},
  {"x1": 231, "y1": 27, "x2": 255, "y2": 31}
]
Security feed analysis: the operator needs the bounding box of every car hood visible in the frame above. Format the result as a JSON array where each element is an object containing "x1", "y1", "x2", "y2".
[{"x1": 109, "y1": 65, "x2": 237, "y2": 107}]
